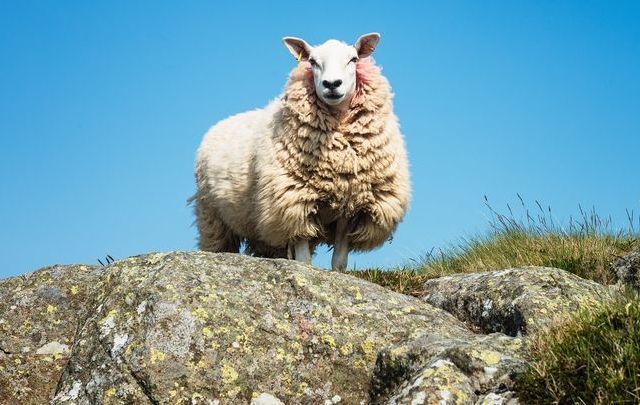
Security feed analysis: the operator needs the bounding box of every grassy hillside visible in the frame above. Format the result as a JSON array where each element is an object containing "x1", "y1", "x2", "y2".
[{"x1": 350, "y1": 197, "x2": 639, "y2": 296}]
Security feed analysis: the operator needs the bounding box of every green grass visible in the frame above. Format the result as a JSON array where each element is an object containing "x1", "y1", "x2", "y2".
[
  {"x1": 349, "y1": 196, "x2": 639, "y2": 296},
  {"x1": 517, "y1": 292, "x2": 640, "y2": 404}
]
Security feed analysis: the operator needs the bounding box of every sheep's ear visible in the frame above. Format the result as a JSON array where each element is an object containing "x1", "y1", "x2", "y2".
[
  {"x1": 354, "y1": 33, "x2": 380, "y2": 58},
  {"x1": 282, "y1": 37, "x2": 312, "y2": 61}
]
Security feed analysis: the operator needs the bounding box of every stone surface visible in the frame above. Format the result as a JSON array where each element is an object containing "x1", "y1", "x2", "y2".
[
  {"x1": 0, "y1": 254, "x2": 618, "y2": 404},
  {"x1": 49, "y1": 252, "x2": 478, "y2": 404},
  {"x1": 421, "y1": 267, "x2": 612, "y2": 337},
  {"x1": 251, "y1": 392, "x2": 285, "y2": 405},
  {"x1": 613, "y1": 248, "x2": 640, "y2": 291},
  {"x1": 376, "y1": 332, "x2": 526, "y2": 404},
  {"x1": 0, "y1": 264, "x2": 104, "y2": 404}
]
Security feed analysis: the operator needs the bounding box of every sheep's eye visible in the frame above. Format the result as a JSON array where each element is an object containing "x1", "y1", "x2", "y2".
[
  {"x1": 349, "y1": 57, "x2": 359, "y2": 64},
  {"x1": 309, "y1": 58, "x2": 318, "y2": 67}
]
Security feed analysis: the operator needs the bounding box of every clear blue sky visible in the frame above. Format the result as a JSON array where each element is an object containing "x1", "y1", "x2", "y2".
[{"x1": 1, "y1": 1, "x2": 639, "y2": 277}]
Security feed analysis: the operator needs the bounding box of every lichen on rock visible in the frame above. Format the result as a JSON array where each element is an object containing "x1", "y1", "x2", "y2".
[
  {"x1": 0, "y1": 264, "x2": 104, "y2": 404},
  {"x1": 0, "y1": 253, "x2": 619, "y2": 404},
  {"x1": 48, "y1": 252, "x2": 477, "y2": 404},
  {"x1": 421, "y1": 267, "x2": 612, "y2": 337}
]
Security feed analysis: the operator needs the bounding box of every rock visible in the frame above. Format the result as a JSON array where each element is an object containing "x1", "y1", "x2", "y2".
[
  {"x1": 376, "y1": 332, "x2": 526, "y2": 404},
  {"x1": 0, "y1": 254, "x2": 615, "y2": 404},
  {"x1": 251, "y1": 392, "x2": 285, "y2": 405},
  {"x1": 476, "y1": 391, "x2": 519, "y2": 404},
  {"x1": 421, "y1": 267, "x2": 612, "y2": 337},
  {"x1": 0, "y1": 264, "x2": 104, "y2": 404},
  {"x1": 613, "y1": 248, "x2": 640, "y2": 291},
  {"x1": 35, "y1": 341, "x2": 70, "y2": 355},
  {"x1": 49, "y1": 252, "x2": 479, "y2": 404}
]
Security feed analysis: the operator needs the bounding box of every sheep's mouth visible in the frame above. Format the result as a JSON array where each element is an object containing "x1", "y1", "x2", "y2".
[{"x1": 325, "y1": 93, "x2": 343, "y2": 100}]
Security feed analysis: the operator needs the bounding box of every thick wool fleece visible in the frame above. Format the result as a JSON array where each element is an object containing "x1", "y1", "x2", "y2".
[{"x1": 195, "y1": 58, "x2": 410, "y2": 254}]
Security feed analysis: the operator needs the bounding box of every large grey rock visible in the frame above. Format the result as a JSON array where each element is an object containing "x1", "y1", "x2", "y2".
[
  {"x1": 0, "y1": 264, "x2": 104, "y2": 404},
  {"x1": 50, "y1": 252, "x2": 488, "y2": 404},
  {"x1": 421, "y1": 267, "x2": 612, "y2": 337},
  {"x1": 0, "y1": 254, "x2": 615, "y2": 404},
  {"x1": 613, "y1": 248, "x2": 640, "y2": 291}
]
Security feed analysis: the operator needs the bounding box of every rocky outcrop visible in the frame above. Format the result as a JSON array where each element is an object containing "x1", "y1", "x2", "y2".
[
  {"x1": 0, "y1": 253, "x2": 613, "y2": 404},
  {"x1": 0, "y1": 264, "x2": 104, "y2": 404},
  {"x1": 422, "y1": 267, "x2": 612, "y2": 337},
  {"x1": 613, "y1": 248, "x2": 640, "y2": 291}
]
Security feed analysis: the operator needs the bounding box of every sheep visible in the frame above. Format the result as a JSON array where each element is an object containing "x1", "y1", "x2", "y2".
[{"x1": 194, "y1": 33, "x2": 410, "y2": 270}]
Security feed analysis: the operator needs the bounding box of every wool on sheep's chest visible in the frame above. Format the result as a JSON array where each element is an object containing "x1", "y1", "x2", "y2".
[{"x1": 272, "y1": 58, "x2": 399, "y2": 219}]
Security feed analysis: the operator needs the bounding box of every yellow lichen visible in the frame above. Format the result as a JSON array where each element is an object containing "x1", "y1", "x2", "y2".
[
  {"x1": 361, "y1": 339, "x2": 377, "y2": 363},
  {"x1": 273, "y1": 319, "x2": 290, "y2": 334},
  {"x1": 191, "y1": 307, "x2": 209, "y2": 322},
  {"x1": 290, "y1": 341, "x2": 302, "y2": 353},
  {"x1": 353, "y1": 358, "x2": 367, "y2": 369},
  {"x1": 202, "y1": 327, "x2": 213, "y2": 339},
  {"x1": 226, "y1": 386, "x2": 241, "y2": 397},
  {"x1": 350, "y1": 286, "x2": 363, "y2": 301},
  {"x1": 296, "y1": 382, "x2": 309, "y2": 398},
  {"x1": 46, "y1": 305, "x2": 57, "y2": 314},
  {"x1": 402, "y1": 306, "x2": 415, "y2": 314},
  {"x1": 340, "y1": 342, "x2": 353, "y2": 356},
  {"x1": 70, "y1": 285, "x2": 79, "y2": 295},
  {"x1": 275, "y1": 347, "x2": 295, "y2": 363},
  {"x1": 198, "y1": 293, "x2": 216, "y2": 303},
  {"x1": 321, "y1": 335, "x2": 337, "y2": 349},
  {"x1": 220, "y1": 360, "x2": 239, "y2": 384},
  {"x1": 293, "y1": 275, "x2": 308, "y2": 287},
  {"x1": 146, "y1": 254, "x2": 164, "y2": 265},
  {"x1": 150, "y1": 348, "x2": 166, "y2": 364},
  {"x1": 472, "y1": 349, "x2": 501, "y2": 365},
  {"x1": 104, "y1": 387, "x2": 117, "y2": 398}
]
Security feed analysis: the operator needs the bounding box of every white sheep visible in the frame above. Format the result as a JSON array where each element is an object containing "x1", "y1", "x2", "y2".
[{"x1": 194, "y1": 33, "x2": 410, "y2": 270}]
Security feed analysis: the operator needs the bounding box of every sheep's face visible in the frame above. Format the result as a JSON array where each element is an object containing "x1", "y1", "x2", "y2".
[{"x1": 283, "y1": 33, "x2": 380, "y2": 107}]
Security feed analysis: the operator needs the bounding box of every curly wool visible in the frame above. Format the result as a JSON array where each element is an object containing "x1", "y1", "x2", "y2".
[{"x1": 195, "y1": 58, "x2": 410, "y2": 253}]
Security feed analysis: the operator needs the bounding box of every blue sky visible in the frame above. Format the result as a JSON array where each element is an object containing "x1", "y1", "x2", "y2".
[{"x1": 1, "y1": 1, "x2": 639, "y2": 277}]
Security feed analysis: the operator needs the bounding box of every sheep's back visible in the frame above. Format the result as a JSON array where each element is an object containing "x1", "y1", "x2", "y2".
[{"x1": 196, "y1": 101, "x2": 280, "y2": 238}]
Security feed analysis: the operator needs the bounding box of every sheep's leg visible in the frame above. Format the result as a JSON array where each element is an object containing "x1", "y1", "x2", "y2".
[
  {"x1": 294, "y1": 240, "x2": 312, "y2": 264},
  {"x1": 331, "y1": 217, "x2": 349, "y2": 271},
  {"x1": 195, "y1": 199, "x2": 240, "y2": 253},
  {"x1": 245, "y1": 240, "x2": 288, "y2": 258}
]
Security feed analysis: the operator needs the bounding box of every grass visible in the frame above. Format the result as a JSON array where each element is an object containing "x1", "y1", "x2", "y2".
[
  {"x1": 348, "y1": 195, "x2": 639, "y2": 296},
  {"x1": 517, "y1": 291, "x2": 640, "y2": 404}
]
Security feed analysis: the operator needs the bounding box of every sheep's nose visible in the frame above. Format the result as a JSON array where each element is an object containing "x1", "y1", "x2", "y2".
[{"x1": 322, "y1": 79, "x2": 343, "y2": 89}]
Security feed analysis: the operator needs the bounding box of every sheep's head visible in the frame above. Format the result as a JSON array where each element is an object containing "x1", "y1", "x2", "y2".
[{"x1": 283, "y1": 33, "x2": 380, "y2": 107}]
